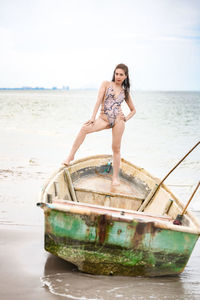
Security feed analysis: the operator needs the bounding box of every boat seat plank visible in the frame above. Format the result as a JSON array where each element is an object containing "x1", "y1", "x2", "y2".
[
  {"x1": 73, "y1": 186, "x2": 143, "y2": 210},
  {"x1": 74, "y1": 187, "x2": 144, "y2": 201},
  {"x1": 144, "y1": 187, "x2": 174, "y2": 215}
]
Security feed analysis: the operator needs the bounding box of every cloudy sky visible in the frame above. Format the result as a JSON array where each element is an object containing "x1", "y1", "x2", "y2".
[{"x1": 0, "y1": 0, "x2": 200, "y2": 90}]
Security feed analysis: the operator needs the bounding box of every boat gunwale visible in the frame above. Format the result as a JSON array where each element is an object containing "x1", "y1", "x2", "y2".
[
  {"x1": 40, "y1": 154, "x2": 155, "y2": 203},
  {"x1": 52, "y1": 198, "x2": 171, "y2": 220},
  {"x1": 42, "y1": 200, "x2": 200, "y2": 235}
]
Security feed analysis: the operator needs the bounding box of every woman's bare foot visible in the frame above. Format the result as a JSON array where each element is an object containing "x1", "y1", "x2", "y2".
[
  {"x1": 62, "y1": 155, "x2": 74, "y2": 166},
  {"x1": 112, "y1": 178, "x2": 120, "y2": 186}
]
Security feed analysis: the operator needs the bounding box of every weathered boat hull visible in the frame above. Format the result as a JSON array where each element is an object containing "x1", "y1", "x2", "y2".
[
  {"x1": 44, "y1": 205, "x2": 198, "y2": 276},
  {"x1": 39, "y1": 155, "x2": 200, "y2": 276}
]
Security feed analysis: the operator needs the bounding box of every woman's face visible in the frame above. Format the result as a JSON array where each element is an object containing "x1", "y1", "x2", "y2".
[{"x1": 114, "y1": 68, "x2": 127, "y2": 85}]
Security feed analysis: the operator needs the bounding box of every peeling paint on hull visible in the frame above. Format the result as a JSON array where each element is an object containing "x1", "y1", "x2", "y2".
[{"x1": 44, "y1": 208, "x2": 198, "y2": 276}]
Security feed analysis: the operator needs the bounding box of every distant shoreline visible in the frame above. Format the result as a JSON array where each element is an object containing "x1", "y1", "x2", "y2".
[
  {"x1": 0, "y1": 87, "x2": 69, "y2": 91},
  {"x1": 0, "y1": 88, "x2": 199, "y2": 92}
]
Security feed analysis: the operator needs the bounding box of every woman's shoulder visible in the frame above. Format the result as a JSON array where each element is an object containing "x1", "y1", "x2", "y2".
[
  {"x1": 99, "y1": 81, "x2": 112, "y2": 93},
  {"x1": 101, "y1": 81, "x2": 111, "y2": 88}
]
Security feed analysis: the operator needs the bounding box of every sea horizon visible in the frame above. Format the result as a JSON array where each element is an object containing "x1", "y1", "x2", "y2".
[{"x1": 0, "y1": 87, "x2": 200, "y2": 93}]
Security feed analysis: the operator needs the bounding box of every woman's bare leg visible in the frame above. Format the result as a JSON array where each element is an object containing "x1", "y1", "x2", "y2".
[
  {"x1": 63, "y1": 118, "x2": 109, "y2": 165},
  {"x1": 111, "y1": 119, "x2": 125, "y2": 185}
]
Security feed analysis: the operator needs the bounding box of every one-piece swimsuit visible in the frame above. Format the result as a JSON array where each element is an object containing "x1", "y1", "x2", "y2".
[{"x1": 100, "y1": 85, "x2": 125, "y2": 128}]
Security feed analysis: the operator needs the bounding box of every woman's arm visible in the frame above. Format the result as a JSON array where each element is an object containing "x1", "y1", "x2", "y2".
[
  {"x1": 124, "y1": 93, "x2": 136, "y2": 122},
  {"x1": 85, "y1": 81, "x2": 108, "y2": 125}
]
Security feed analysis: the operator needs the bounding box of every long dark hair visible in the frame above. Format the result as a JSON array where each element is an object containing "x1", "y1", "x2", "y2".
[{"x1": 112, "y1": 63, "x2": 130, "y2": 101}]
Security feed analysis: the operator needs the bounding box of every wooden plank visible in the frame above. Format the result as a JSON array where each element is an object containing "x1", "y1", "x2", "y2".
[
  {"x1": 138, "y1": 181, "x2": 160, "y2": 212},
  {"x1": 53, "y1": 199, "x2": 172, "y2": 221},
  {"x1": 144, "y1": 188, "x2": 174, "y2": 215},
  {"x1": 65, "y1": 169, "x2": 78, "y2": 202},
  {"x1": 74, "y1": 186, "x2": 144, "y2": 201}
]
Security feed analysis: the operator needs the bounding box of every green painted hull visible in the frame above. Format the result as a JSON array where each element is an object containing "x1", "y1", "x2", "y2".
[{"x1": 44, "y1": 208, "x2": 198, "y2": 276}]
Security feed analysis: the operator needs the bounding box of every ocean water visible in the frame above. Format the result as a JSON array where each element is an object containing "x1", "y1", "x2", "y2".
[{"x1": 0, "y1": 90, "x2": 200, "y2": 299}]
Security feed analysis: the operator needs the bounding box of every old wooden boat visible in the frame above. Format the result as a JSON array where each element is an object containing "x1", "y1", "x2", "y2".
[{"x1": 38, "y1": 155, "x2": 200, "y2": 276}]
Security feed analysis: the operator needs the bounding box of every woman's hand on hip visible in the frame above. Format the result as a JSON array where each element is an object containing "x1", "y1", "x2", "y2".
[
  {"x1": 119, "y1": 112, "x2": 126, "y2": 122},
  {"x1": 84, "y1": 118, "x2": 95, "y2": 126}
]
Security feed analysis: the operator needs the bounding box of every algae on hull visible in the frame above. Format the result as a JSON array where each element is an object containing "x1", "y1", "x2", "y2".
[{"x1": 44, "y1": 208, "x2": 198, "y2": 276}]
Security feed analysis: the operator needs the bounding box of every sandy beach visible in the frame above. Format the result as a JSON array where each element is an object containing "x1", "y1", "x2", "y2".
[
  {"x1": 0, "y1": 224, "x2": 56, "y2": 300},
  {"x1": 0, "y1": 224, "x2": 80, "y2": 300}
]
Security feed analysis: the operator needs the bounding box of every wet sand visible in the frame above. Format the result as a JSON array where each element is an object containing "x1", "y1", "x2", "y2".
[
  {"x1": 1, "y1": 222, "x2": 200, "y2": 300},
  {"x1": 0, "y1": 224, "x2": 72, "y2": 300}
]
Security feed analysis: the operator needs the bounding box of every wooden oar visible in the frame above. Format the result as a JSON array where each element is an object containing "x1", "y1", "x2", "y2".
[
  {"x1": 139, "y1": 141, "x2": 200, "y2": 212},
  {"x1": 173, "y1": 181, "x2": 200, "y2": 225},
  {"x1": 159, "y1": 141, "x2": 199, "y2": 187}
]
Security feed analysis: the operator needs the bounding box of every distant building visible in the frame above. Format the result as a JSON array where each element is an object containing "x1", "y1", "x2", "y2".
[{"x1": 62, "y1": 86, "x2": 70, "y2": 90}]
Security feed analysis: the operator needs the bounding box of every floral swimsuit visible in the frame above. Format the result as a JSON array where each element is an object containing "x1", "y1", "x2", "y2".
[{"x1": 101, "y1": 86, "x2": 125, "y2": 128}]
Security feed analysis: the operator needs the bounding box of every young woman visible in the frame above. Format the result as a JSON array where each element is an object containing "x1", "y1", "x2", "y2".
[{"x1": 63, "y1": 63, "x2": 136, "y2": 185}]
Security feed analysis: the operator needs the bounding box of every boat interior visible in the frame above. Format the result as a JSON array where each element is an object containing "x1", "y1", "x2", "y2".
[{"x1": 41, "y1": 155, "x2": 200, "y2": 230}]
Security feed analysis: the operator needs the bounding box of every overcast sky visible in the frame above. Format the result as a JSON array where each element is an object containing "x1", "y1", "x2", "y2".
[{"x1": 0, "y1": 0, "x2": 200, "y2": 90}]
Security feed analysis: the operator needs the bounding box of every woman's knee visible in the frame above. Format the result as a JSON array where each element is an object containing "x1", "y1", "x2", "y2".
[
  {"x1": 80, "y1": 124, "x2": 90, "y2": 134},
  {"x1": 112, "y1": 144, "x2": 121, "y2": 154}
]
